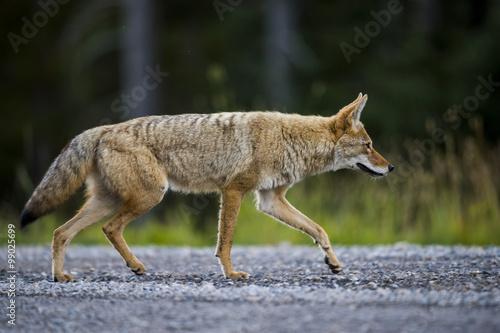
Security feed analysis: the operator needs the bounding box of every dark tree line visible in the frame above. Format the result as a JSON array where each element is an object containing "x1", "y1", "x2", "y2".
[{"x1": 1, "y1": 0, "x2": 499, "y2": 223}]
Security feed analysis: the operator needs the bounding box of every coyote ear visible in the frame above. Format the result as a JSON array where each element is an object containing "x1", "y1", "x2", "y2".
[
  {"x1": 338, "y1": 93, "x2": 362, "y2": 114},
  {"x1": 352, "y1": 93, "x2": 367, "y2": 126},
  {"x1": 332, "y1": 93, "x2": 367, "y2": 133}
]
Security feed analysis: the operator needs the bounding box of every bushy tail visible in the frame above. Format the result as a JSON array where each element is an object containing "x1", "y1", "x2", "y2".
[{"x1": 20, "y1": 127, "x2": 105, "y2": 228}]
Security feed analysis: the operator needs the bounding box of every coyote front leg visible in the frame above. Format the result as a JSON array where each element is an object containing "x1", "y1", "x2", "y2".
[
  {"x1": 257, "y1": 186, "x2": 343, "y2": 274},
  {"x1": 215, "y1": 188, "x2": 249, "y2": 279}
]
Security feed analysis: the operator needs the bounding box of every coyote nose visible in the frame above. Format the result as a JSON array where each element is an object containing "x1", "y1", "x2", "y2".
[{"x1": 388, "y1": 164, "x2": 394, "y2": 172}]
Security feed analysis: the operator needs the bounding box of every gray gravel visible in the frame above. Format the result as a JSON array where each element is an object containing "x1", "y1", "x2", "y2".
[{"x1": 2, "y1": 244, "x2": 499, "y2": 332}]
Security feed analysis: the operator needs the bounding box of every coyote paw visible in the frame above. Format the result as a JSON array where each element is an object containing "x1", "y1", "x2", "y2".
[
  {"x1": 226, "y1": 271, "x2": 249, "y2": 280},
  {"x1": 128, "y1": 262, "x2": 146, "y2": 275},
  {"x1": 324, "y1": 256, "x2": 343, "y2": 274},
  {"x1": 54, "y1": 272, "x2": 74, "y2": 283}
]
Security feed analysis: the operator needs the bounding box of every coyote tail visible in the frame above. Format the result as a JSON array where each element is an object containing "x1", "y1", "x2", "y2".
[{"x1": 20, "y1": 127, "x2": 104, "y2": 228}]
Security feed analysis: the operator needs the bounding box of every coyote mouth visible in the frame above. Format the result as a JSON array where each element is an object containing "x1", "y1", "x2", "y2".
[{"x1": 356, "y1": 163, "x2": 384, "y2": 178}]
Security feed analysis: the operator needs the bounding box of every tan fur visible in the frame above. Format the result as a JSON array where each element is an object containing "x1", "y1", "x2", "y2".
[{"x1": 21, "y1": 93, "x2": 393, "y2": 282}]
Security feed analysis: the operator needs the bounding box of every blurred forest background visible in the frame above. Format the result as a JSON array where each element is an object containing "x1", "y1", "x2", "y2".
[{"x1": 1, "y1": 0, "x2": 499, "y2": 246}]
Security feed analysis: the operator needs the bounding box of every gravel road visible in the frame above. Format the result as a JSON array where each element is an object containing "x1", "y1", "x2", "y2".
[{"x1": 2, "y1": 244, "x2": 499, "y2": 332}]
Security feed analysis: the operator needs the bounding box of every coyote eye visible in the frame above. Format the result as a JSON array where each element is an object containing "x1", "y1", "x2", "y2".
[{"x1": 365, "y1": 143, "x2": 371, "y2": 149}]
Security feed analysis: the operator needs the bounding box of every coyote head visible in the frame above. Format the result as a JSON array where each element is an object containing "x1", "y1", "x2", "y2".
[{"x1": 332, "y1": 93, "x2": 394, "y2": 178}]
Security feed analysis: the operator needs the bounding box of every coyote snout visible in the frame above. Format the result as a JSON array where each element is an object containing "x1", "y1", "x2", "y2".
[
  {"x1": 356, "y1": 142, "x2": 394, "y2": 178},
  {"x1": 21, "y1": 92, "x2": 393, "y2": 282},
  {"x1": 357, "y1": 163, "x2": 394, "y2": 178}
]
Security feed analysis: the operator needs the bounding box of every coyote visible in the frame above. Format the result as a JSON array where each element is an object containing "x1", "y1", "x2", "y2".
[{"x1": 21, "y1": 93, "x2": 393, "y2": 282}]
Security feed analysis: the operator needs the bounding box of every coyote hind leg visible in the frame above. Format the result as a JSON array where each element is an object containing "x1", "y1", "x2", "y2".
[
  {"x1": 97, "y1": 146, "x2": 168, "y2": 276},
  {"x1": 100, "y1": 178, "x2": 167, "y2": 275},
  {"x1": 52, "y1": 195, "x2": 119, "y2": 282},
  {"x1": 102, "y1": 202, "x2": 163, "y2": 275}
]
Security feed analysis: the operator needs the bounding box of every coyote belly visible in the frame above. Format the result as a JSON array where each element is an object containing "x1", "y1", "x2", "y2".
[{"x1": 21, "y1": 93, "x2": 393, "y2": 282}]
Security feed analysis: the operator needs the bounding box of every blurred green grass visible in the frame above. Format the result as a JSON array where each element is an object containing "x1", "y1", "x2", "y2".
[{"x1": 4, "y1": 129, "x2": 500, "y2": 247}]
